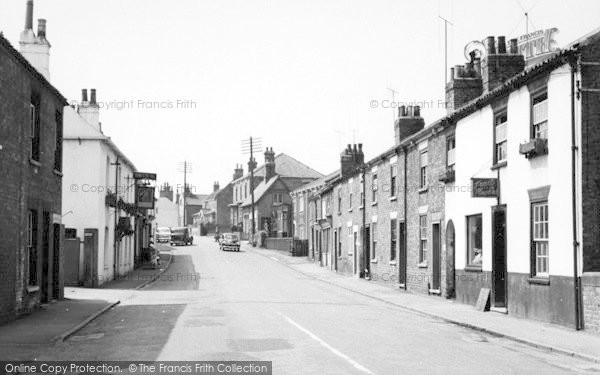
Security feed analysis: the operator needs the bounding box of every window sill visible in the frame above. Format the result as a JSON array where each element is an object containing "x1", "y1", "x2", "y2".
[
  {"x1": 26, "y1": 285, "x2": 40, "y2": 293},
  {"x1": 491, "y1": 161, "x2": 507, "y2": 170},
  {"x1": 29, "y1": 158, "x2": 41, "y2": 167},
  {"x1": 347, "y1": 252, "x2": 353, "y2": 256},
  {"x1": 528, "y1": 277, "x2": 550, "y2": 285},
  {"x1": 390, "y1": 196, "x2": 397, "y2": 202},
  {"x1": 371, "y1": 202, "x2": 377, "y2": 207},
  {"x1": 464, "y1": 265, "x2": 482, "y2": 272},
  {"x1": 418, "y1": 261, "x2": 428, "y2": 268},
  {"x1": 389, "y1": 261, "x2": 397, "y2": 266},
  {"x1": 370, "y1": 259, "x2": 377, "y2": 264},
  {"x1": 348, "y1": 209, "x2": 353, "y2": 213},
  {"x1": 418, "y1": 187, "x2": 428, "y2": 194},
  {"x1": 359, "y1": 206, "x2": 364, "y2": 210},
  {"x1": 53, "y1": 169, "x2": 63, "y2": 177}
]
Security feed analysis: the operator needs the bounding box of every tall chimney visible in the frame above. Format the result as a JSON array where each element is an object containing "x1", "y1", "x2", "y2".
[
  {"x1": 213, "y1": 181, "x2": 220, "y2": 192},
  {"x1": 264, "y1": 147, "x2": 276, "y2": 182},
  {"x1": 82, "y1": 89, "x2": 88, "y2": 103},
  {"x1": 19, "y1": 0, "x2": 51, "y2": 81},
  {"x1": 90, "y1": 89, "x2": 97, "y2": 105},
  {"x1": 340, "y1": 144, "x2": 365, "y2": 179},
  {"x1": 395, "y1": 105, "x2": 425, "y2": 145},
  {"x1": 25, "y1": 0, "x2": 33, "y2": 30}
]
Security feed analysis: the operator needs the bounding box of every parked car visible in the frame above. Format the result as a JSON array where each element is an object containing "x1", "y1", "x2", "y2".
[
  {"x1": 219, "y1": 233, "x2": 240, "y2": 252},
  {"x1": 170, "y1": 227, "x2": 193, "y2": 246},
  {"x1": 155, "y1": 227, "x2": 171, "y2": 243}
]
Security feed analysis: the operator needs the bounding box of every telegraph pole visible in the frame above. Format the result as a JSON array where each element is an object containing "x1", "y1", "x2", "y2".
[
  {"x1": 242, "y1": 137, "x2": 262, "y2": 245},
  {"x1": 177, "y1": 161, "x2": 192, "y2": 226}
]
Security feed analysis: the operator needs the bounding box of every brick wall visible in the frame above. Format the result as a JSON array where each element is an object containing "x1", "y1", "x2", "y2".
[
  {"x1": 582, "y1": 273, "x2": 600, "y2": 333},
  {"x1": 0, "y1": 38, "x2": 64, "y2": 323}
]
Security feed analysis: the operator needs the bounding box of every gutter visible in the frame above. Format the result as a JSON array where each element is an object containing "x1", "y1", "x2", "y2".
[{"x1": 571, "y1": 56, "x2": 582, "y2": 330}]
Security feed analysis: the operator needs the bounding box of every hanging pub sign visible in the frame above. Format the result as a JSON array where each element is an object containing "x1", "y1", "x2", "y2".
[
  {"x1": 471, "y1": 178, "x2": 498, "y2": 198},
  {"x1": 517, "y1": 28, "x2": 559, "y2": 59},
  {"x1": 133, "y1": 172, "x2": 157, "y2": 180},
  {"x1": 136, "y1": 186, "x2": 155, "y2": 209}
]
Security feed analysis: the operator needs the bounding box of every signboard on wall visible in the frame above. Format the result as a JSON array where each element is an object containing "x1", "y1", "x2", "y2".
[
  {"x1": 471, "y1": 178, "x2": 498, "y2": 198},
  {"x1": 133, "y1": 172, "x2": 157, "y2": 180},
  {"x1": 136, "y1": 186, "x2": 155, "y2": 209}
]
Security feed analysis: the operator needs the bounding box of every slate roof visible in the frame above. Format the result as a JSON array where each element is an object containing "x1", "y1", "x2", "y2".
[
  {"x1": 234, "y1": 153, "x2": 322, "y2": 183},
  {"x1": 240, "y1": 176, "x2": 281, "y2": 207}
]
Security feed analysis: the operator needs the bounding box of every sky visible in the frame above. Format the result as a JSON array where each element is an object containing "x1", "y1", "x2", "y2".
[{"x1": 1, "y1": 0, "x2": 599, "y2": 196}]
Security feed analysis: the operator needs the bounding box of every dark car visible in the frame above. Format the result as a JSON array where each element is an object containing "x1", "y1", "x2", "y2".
[
  {"x1": 170, "y1": 227, "x2": 193, "y2": 246},
  {"x1": 219, "y1": 233, "x2": 240, "y2": 251}
]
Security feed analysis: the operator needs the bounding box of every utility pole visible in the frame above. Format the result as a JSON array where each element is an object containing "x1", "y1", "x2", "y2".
[
  {"x1": 110, "y1": 157, "x2": 121, "y2": 278},
  {"x1": 242, "y1": 137, "x2": 262, "y2": 245},
  {"x1": 177, "y1": 161, "x2": 192, "y2": 226},
  {"x1": 439, "y1": 15, "x2": 454, "y2": 85}
]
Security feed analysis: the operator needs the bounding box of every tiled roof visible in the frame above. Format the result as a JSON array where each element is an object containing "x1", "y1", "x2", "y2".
[
  {"x1": 234, "y1": 153, "x2": 322, "y2": 182},
  {"x1": 240, "y1": 176, "x2": 280, "y2": 207}
]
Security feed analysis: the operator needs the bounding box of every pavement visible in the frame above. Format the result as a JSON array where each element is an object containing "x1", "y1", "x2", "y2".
[
  {"x1": 252, "y1": 243, "x2": 600, "y2": 364},
  {"x1": 0, "y1": 249, "x2": 173, "y2": 359}
]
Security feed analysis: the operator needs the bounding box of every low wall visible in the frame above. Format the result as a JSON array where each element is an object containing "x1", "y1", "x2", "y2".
[
  {"x1": 583, "y1": 272, "x2": 600, "y2": 333},
  {"x1": 265, "y1": 237, "x2": 293, "y2": 252}
]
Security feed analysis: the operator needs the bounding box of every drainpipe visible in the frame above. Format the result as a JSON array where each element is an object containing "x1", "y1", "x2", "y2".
[
  {"x1": 361, "y1": 165, "x2": 367, "y2": 278},
  {"x1": 571, "y1": 57, "x2": 582, "y2": 330},
  {"x1": 402, "y1": 146, "x2": 408, "y2": 290}
]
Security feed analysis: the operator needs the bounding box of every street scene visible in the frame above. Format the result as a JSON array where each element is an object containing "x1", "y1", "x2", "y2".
[{"x1": 2, "y1": 0, "x2": 600, "y2": 374}]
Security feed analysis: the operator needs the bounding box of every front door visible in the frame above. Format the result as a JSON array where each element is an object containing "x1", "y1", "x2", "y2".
[
  {"x1": 364, "y1": 226, "x2": 370, "y2": 277},
  {"x1": 492, "y1": 205, "x2": 507, "y2": 308},
  {"x1": 398, "y1": 221, "x2": 406, "y2": 285},
  {"x1": 41, "y1": 211, "x2": 50, "y2": 303},
  {"x1": 445, "y1": 220, "x2": 456, "y2": 298},
  {"x1": 432, "y1": 223, "x2": 441, "y2": 291}
]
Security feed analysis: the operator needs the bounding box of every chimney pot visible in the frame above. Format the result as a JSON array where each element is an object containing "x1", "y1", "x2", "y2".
[
  {"x1": 413, "y1": 106, "x2": 421, "y2": 117},
  {"x1": 90, "y1": 89, "x2": 97, "y2": 105},
  {"x1": 25, "y1": 0, "x2": 33, "y2": 30},
  {"x1": 497, "y1": 36, "x2": 506, "y2": 54},
  {"x1": 485, "y1": 36, "x2": 496, "y2": 55},
  {"x1": 509, "y1": 38, "x2": 518, "y2": 54},
  {"x1": 399, "y1": 105, "x2": 406, "y2": 117},
  {"x1": 81, "y1": 89, "x2": 88, "y2": 102},
  {"x1": 449, "y1": 67, "x2": 455, "y2": 80},
  {"x1": 37, "y1": 19, "x2": 46, "y2": 38}
]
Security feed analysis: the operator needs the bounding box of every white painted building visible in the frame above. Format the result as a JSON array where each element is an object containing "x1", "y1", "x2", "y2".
[
  {"x1": 62, "y1": 91, "x2": 139, "y2": 286},
  {"x1": 444, "y1": 31, "x2": 600, "y2": 329}
]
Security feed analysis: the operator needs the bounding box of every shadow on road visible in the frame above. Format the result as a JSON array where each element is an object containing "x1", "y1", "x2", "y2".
[{"x1": 143, "y1": 254, "x2": 200, "y2": 291}]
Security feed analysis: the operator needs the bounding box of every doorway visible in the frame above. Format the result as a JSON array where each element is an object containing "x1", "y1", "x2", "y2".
[
  {"x1": 41, "y1": 211, "x2": 50, "y2": 303},
  {"x1": 364, "y1": 225, "x2": 371, "y2": 278},
  {"x1": 445, "y1": 220, "x2": 456, "y2": 298},
  {"x1": 398, "y1": 221, "x2": 406, "y2": 285},
  {"x1": 492, "y1": 205, "x2": 507, "y2": 309},
  {"x1": 432, "y1": 223, "x2": 441, "y2": 292}
]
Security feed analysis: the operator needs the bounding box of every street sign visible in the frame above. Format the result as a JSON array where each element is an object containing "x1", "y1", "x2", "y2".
[
  {"x1": 136, "y1": 186, "x2": 155, "y2": 209},
  {"x1": 133, "y1": 172, "x2": 157, "y2": 180},
  {"x1": 471, "y1": 178, "x2": 498, "y2": 198}
]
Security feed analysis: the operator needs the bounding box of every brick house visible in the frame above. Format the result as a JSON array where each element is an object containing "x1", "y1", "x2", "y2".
[
  {"x1": 192, "y1": 181, "x2": 233, "y2": 234},
  {"x1": 444, "y1": 31, "x2": 600, "y2": 331},
  {"x1": 230, "y1": 149, "x2": 322, "y2": 239},
  {"x1": 0, "y1": 20, "x2": 67, "y2": 322}
]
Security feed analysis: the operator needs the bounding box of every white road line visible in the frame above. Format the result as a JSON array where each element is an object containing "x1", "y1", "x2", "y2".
[
  {"x1": 270, "y1": 257, "x2": 280, "y2": 262},
  {"x1": 278, "y1": 312, "x2": 374, "y2": 374}
]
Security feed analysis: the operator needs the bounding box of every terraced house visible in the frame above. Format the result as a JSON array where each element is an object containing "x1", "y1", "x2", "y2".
[{"x1": 291, "y1": 28, "x2": 600, "y2": 333}]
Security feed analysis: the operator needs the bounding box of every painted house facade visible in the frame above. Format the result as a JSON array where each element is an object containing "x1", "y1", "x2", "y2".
[
  {"x1": 445, "y1": 33, "x2": 600, "y2": 330},
  {"x1": 0, "y1": 24, "x2": 66, "y2": 323},
  {"x1": 62, "y1": 90, "x2": 142, "y2": 286}
]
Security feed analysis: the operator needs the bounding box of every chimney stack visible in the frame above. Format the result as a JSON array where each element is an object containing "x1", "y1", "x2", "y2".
[
  {"x1": 77, "y1": 88, "x2": 101, "y2": 131},
  {"x1": 340, "y1": 143, "x2": 365, "y2": 178},
  {"x1": 264, "y1": 147, "x2": 276, "y2": 182},
  {"x1": 445, "y1": 52, "x2": 483, "y2": 114},
  {"x1": 213, "y1": 181, "x2": 220, "y2": 192},
  {"x1": 394, "y1": 105, "x2": 425, "y2": 145},
  {"x1": 19, "y1": 0, "x2": 51, "y2": 81},
  {"x1": 481, "y1": 35, "x2": 525, "y2": 93},
  {"x1": 233, "y1": 164, "x2": 244, "y2": 180},
  {"x1": 159, "y1": 183, "x2": 174, "y2": 202}
]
